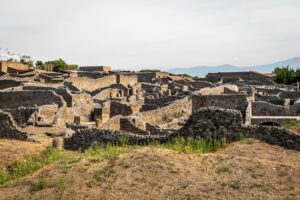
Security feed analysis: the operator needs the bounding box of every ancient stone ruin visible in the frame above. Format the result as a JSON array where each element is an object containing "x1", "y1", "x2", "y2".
[{"x1": 1, "y1": 68, "x2": 300, "y2": 151}]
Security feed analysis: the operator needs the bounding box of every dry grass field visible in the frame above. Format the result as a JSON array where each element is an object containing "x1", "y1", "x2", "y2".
[{"x1": 0, "y1": 138, "x2": 299, "y2": 200}]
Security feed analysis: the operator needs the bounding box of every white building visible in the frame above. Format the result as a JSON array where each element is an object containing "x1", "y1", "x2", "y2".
[{"x1": 0, "y1": 48, "x2": 21, "y2": 62}]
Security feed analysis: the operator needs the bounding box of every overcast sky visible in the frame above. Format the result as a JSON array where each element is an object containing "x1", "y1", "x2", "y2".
[{"x1": 1, "y1": 0, "x2": 299, "y2": 70}]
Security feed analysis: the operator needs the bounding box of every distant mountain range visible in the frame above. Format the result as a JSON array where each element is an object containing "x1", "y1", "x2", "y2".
[{"x1": 167, "y1": 57, "x2": 300, "y2": 77}]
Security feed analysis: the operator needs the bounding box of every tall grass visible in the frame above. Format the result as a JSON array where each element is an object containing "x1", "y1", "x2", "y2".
[
  {"x1": 150, "y1": 136, "x2": 227, "y2": 154},
  {"x1": 0, "y1": 146, "x2": 61, "y2": 184},
  {"x1": 82, "y1": 141, "x2": 130, "y2": 161}
]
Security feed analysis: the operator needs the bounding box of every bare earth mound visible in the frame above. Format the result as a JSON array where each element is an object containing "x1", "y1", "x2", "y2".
[{"x1": 1, "y1": 139, "x2": 300, "y2": 200}]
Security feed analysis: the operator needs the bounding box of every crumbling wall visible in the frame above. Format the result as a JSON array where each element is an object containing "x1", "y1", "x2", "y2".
[
  {"x1": 94, "y1": 88, "x2": 122, "y2": 99},
  {"x1": 136, "y1": 96, "x2": 192, "y2": 126},
  {"x1": 0, "y1": 110, "x2": 28, "y2": 140},
  {"x1": 0, "y1": 80, "x2": 23, "y2": 90},
  {"x1": 192, "y1": 94, "x2": 248, "y2": 118},
  {"x1": 23, "y1": 86, "x2": 73, "y2": 107},
  {"x1": 144, "y1": 95, "x2": 185, "y2": 107},
  {"x1": 4, "y1": 107, "x2": 37, "y2": 126},
  {"x1": 120, "y1": 118, "x2": 149, "y2": 135},
  {"x1": 54, "y1": 105, "x2": 94, "y2": 127},
  {"x1": 68, "y1": 75, "x2": 117, "y2": 91},
  {"x1": 195, "y1": 84, "x2": 238, "y2": 95},
  {"x1": 117, "y1": 74, "x2": 138, "y2": 87},
  {"x1": 179, "y1": 106, "x2": 300, "y2": 151},
  {"x1": 255, "y1": 93, "x2": 284, "y2": 105},
  {"x1": 252, "y1": 101, "x2": 300, "y2": 116},
  {"x1": 0, "y1": 90, "x2": 65, "y2": 109},
  {"x1": 180, "y1": 107, "x2": 243, "y2": 139},
  {"x1": 279, "y1": 91, "x2": 300, "y2": 100},
  {"x1": 110, "y1": 101, "x2": 133, "y2": 117},
  {"x1": 71, "y1": 93, "x2": 93, "y2": 107}
]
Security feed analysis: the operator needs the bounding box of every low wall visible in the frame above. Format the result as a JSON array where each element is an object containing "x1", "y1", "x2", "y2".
[
  {"x1": 252, "y1": 101, "x2": 300, "y2": 116},
  {"x1": 135, "y1": 96, "x2": 192, "y2": 126},
  {"x1": 0, "y1": 90, "x2": 65, "y2": 109},
  {"x1": 0, "y1": 110, "x2": 28, "y2": 140},
  {"x1": 180, "y1": 107, "x2": 243, "y2": 139},
  {"x1": 180, "y1": 107, "x2": 300, "y2": 151},
  {"x1": 144, "y1": 95, "x2": 185, "y2": 107},
  {"x1": 117, "y1": 74, "x2": 138, "y2": 87},
  {"x1": 68, "y1": 75, "x2": 117, "y2": 92},
  {"x1": 110, "y1": 101, "x2": 133, "y2": 117},
  {"x1": 279, "y1": 91, "x2": 300, "y2": 100},
  {"x1": 4, "y1": 107, "x2": 37, "y2": 126},
  {"x1": 23, "y1": 86, "x2": 73, "y2": 107},
  {"x1": 63, "y1": 129, "x2": 176, "y2": 150},
  {"x1": 192, "y1": 94, "x2": 248, "y2": 118},
  {"x1": 0, "y1": 80, "x2": 23, "y2": 90},
  {"x1": 255, "y1": 94, "x2": 284, "y2": 105},
  {"x1": 195, "y1": 84, "x2": 238, "y2": 95}
]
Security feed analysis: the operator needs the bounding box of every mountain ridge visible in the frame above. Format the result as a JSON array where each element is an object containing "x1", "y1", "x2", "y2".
[{"x1": 167, "y1": 57, "x2": 300, "y2": 77}]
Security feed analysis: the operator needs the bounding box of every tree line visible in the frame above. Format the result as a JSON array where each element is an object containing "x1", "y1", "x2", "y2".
[
  {"x1": 273, "y1": 66, "x2": 300, "y2": 85},
  {"x1": 35, "y1": 58, "x2": 78, "y2": 71}
]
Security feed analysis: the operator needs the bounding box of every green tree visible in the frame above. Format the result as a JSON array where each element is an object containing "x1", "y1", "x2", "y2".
[
  {"x1": 273, "y1": 66, "x2": 296, "y2": 85},
  {"x1": 45, "y1": 59, "x2": 69, "y2": 71},
  {"x1": 35, "y1": 60, "x2": 44, "y2": 69}
]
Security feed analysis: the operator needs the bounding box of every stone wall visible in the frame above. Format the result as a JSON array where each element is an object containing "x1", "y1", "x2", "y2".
[
  {"x1": 0, "y1": 80, "x2": 23, "y2": 90},
  {"x1": 110, "y1": 101, "x2": 133, "y2": 117},
  {"x1": 252, "y1": 101, "x2": 300, "y2": 116},
  {"x1": 63, "y1": 128, "x2": 177, "y2": 150},
  {"x1": 180, "y1": 106, "x2": 300, "y2": 151},
  {"x1": 117, "y1": 74, "x2": 138, "y2": 87},
  {"x1": 0, "y1": 110, "x2": 28, "y2": 140},
  {"x1": 195, "y1": 84, "x2": 238, "y2": 95},
  {"x1": 68, "y1": 75, "x2": 117, "y2": 92},
  {"x1": 144, "y1": 95, "x2": 185, "y2": 108},
  {"x1": 255, "y1": 94, "x2": 284, "y2": 105},
  {"x1": 279, "y1": 91, "x2": 300, "y2": 100},
  {"x1": 192, "y1": 94, "x2": 248, "y2": 118},
  {"x1": 0, "y1": 90, "x2": 65, "y2": 109},
  {"x1": 135, "y1": 96, "x2": 192, "y2": 126},
  {"x1": 23, "y1": 86, "x2": 73, "y2": 107},
  {"x1": 4, "y1": 107, "x2": 37, "y2": 126},
  {"x1": 120, "y1": 118, "x2": 149, "y2": 135},
  {"x1": 180, "y1": 107, "x2": 243, "y2": 139}
]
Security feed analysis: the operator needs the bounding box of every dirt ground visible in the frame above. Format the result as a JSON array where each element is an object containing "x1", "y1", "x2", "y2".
[
  {"x1": 0, "y1": 139, "x2": 299, "y2": 200},
  {"x1": 0, "y1": 139, "x2": 49, "y2": 168}
]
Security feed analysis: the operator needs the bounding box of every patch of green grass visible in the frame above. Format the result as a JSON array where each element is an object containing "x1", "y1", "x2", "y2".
[
  {"x1": 82, "y1": 142, "x2": 131, "y2": 161},
  {"x1": 150, "y1": 136, "x2": 227, "y2": 154},
  {"x1": 77, "y1": 165, "x2": 88, "y2": 173},
  {"x1": 0, "y1": 147, "x2": 62, "y2": 185},
  {"x1": 229, "y1": 179, "x2": 241, "y2": 189},
  {"x1": 30, "y1": 178, "x2": 48, "y2": 193},
  {"x1": 93, "y1": 167, "x2": 116, "y2": 182},
  {"x1": 283, "y1": 120, "x2": 299, "y2": 128},
  {"x1": 86, "y1": 180, "x2": 94, "y2": 188},
  {"x1": 216, "y1": 166, "x2": 231, "y2": 174},
  {"x1": 249, "y1": 181, "x2": 269, "y2": 192},
  {"x1": 233, "y1": 132, "x2": 246, "y2": 141},
  {"x1": 60, "y1": 166, "x2": 69, "y2": 174},
  {"x1": 121, "y1": 163, "x2": 131, "y2": 169},
  {"x1": 55, "y1": 179, "x2": 68, "y2": 191}
]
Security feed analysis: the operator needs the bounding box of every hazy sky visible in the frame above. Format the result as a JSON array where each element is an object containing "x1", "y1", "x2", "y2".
[{"x1": 1, "y1": 0, "x2": 300, "y2": 70}]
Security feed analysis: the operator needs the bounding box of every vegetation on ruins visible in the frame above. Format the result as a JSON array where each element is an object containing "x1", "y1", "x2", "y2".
[
  {"x1": 44, "y1": 58, "x2": 78, "y2": 71},
  {"x1": 273, "y1": 66, "x2": 300, "y2": 84},
  {"x1": 35, "y1": 60, "x2": 45, "y2": 69}
]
